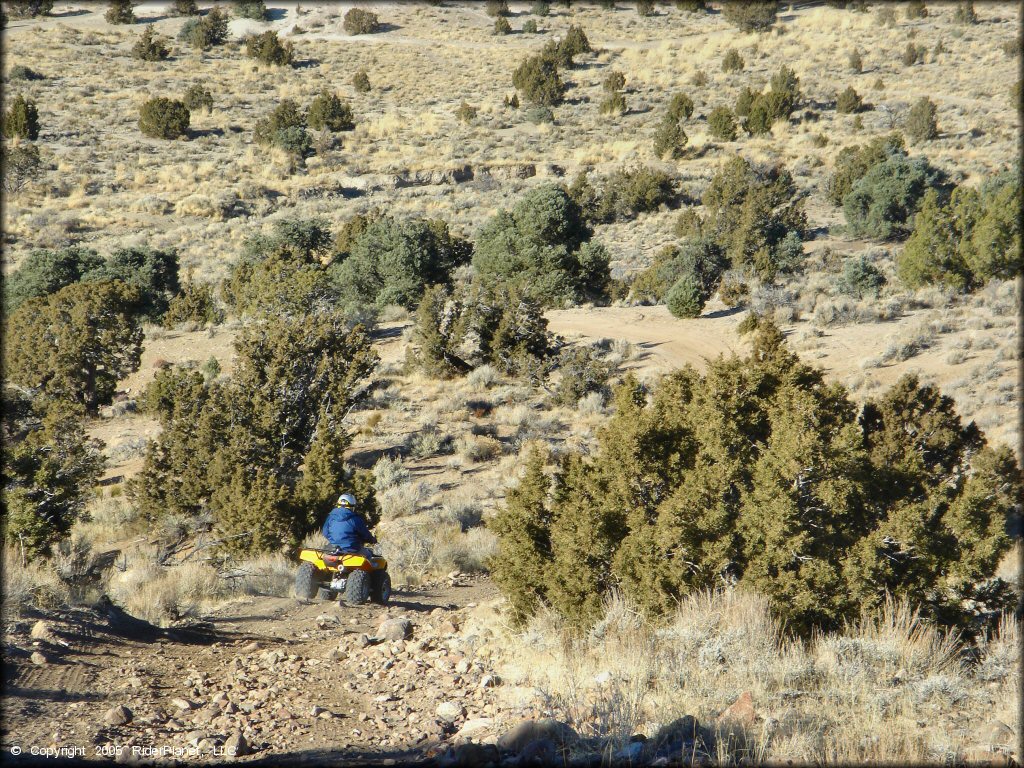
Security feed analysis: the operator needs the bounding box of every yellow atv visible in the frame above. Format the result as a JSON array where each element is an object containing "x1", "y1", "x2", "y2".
[{"x1": 294, "y1": 548, "x2": 391, "y2": 606}]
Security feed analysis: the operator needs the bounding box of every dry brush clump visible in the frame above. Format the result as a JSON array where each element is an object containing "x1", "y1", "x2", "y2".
[
  {"x1": 104, "y1": 551, "x2": 294, "y2": 626},
  {"x1": 489, "y1": 587, "x2": 1019, "y2": 764},
  {"x1": 1, "y1": 545, "x2": 71, "y2": 623},
  {"x1": 377, "y1": 515, "x2": 497, "y2": 585},
  {"x1": 344, "y1": 7, "x2": 379, "y2": 36}
]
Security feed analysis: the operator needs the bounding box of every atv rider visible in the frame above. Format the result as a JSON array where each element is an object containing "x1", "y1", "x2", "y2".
[{"x1": 323, "y1": 493, "x2": 377, "y2": 559}]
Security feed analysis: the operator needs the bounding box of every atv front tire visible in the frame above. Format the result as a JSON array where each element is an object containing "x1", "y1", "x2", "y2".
[
  {"x1": 371, "y1": 571, "x2": 392, "y2": 605},
  {"x1": 344, "y1": 570, "x2": 371, "y2": 605},
  {"x1": 294, "y1": 562, "x2": 318, "y2": 599}
]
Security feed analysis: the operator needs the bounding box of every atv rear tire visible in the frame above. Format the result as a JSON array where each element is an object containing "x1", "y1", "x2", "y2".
[
  {"x1": 316, "y1": 587, "x2": 337, "y2": 601},
  {"x1": 344, "y1": 570, "x2": 371, "y2": 605},
  {"x1": 371, "y1": 571, "x2": 392, "y2": 605},
  {"x1": 294, "y1": 562, "x2": 318, "y2": 599}
]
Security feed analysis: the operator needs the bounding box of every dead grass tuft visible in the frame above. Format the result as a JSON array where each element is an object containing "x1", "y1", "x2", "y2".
[
  {"x1": 1, "y1": 546, "x2": 71, "y2": 622},
  {"x1": 488, "y1": 590, "x2": 1019, "y2": 764}
]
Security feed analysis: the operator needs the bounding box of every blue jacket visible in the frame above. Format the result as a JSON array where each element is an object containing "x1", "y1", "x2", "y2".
[{"x1": 322, "y1": 506, "x2": 376, "y2": 552}]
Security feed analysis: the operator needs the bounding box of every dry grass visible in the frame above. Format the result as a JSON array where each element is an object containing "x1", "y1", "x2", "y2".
[
  {"x1": 485, "y1": 589, "x2": 1020, "y2": 765},
  {"x1": 104, "y1": 551, "x2": 294, "y2": 626},
  {"x1": 1, "y1": 546, "x2": 72, "y2": 623},
  {"x1": 378, "y1": 517, "x2": 496, "y2": 585}
]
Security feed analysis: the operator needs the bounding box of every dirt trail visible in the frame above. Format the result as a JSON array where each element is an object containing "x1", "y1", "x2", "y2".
[
  {"x1": 2, "y1": 576, "x2": 506, "y2": 765},
  {"x1": 546, "y1": 302, "x2": 963, "y2": 390},
  {"x1": 548, "y1": 304, "x2": 750, "y2": 375}
]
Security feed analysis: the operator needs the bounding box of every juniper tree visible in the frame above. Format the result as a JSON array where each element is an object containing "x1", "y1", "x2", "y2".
[
  {"x1": 631, "y1": 237, "x2": 726, "y2": 309},
  {"x1": 343, "y1": 7, "x2": 379, "y2": 34},
  {"x1": 653, "y1": 118, "x2": 687, "y2": 158},
  {"x1": 232, "y1": 0, "x2": 267, "y2": 20},
  {"x1": 591, "y1": 165, "x2": 674, "y2": 223},
  {"x1": 905, "y1": 96, "x2": 938, "y2": 143},
  {"x1": 245, "y1": 30, "x2": 294, "y2": 66},
  {"x1": 552, "y1": 346, "x2": 614, "y2": 406},
  {"x1": 130, "y1": 312, "x2": 378, "y2": 553},
  {"x1": 722, "y1": 48, "x2": 744, "y2": 73},
  {"x1": 3, "y1": 94, "x2": 40, "y2": 140},
  {"x1": 953, "y1": 1, "x2": 977, "y2": 24},
  {"x1": 4, "y1": 246, "x2": 104, "y2": 314},
  {"x1": 222, "y1": 221, "x2": 339, "y2": 317},
  {"x1": 0, "y1": 143, "x2": 42, "y2": 194},
  {"x1": 600, "y1": 91, "x2": 627, "y2": 116},
  {"x1": 6, "y1": 1, "x2": 54, "y2": 17},
  {"x1": 487, "y1": 447, "x2": 555, "y2": 622},
  {"x1": 105, "y1": 0, "x2": 135, "y2": 24},
  {"x1": 734, "y1": 86, "x2": 757, "y2": 117},
  {"x1": 294, "y1": 413, "x2": 378, "y2": 531},
  {"x1": 842, "y1": 152, "x2": 937, "y2": 239},
  {"x1": 82, "y1": 246, "x2": 181, "y2": 320},
  {"x1": 183, "y1": 84, "x2": 213, "y2": 113},
  {"x1": 701, "y1": 156, "x2": 807, "y2": 279},
  {"x1": 742, "y1": 68, "x2": 801, "y2": 135},
  {"x1": 722, "y1": 1, "x2": 776, "y2": 31},
  {"x1": 473, "y1": 184, "x2": 609, "y2": 306},
  {"x1": 353, "y1": 69, "x2": 371, "y2": 93},
  {"x1": 603, "y1": 70, "x2": 626, "y2": 93},
  {"x1": 164, "y1": 281, "x2": 224, "y2": 326},
  {"x1": 490, "y1": 322, "x2": 1021, "y2": 633},
  {"x1": 253, "y1": 99, "x2": 309, "y2": 155},
  {"x1": 179, "y1": 7, "x2": 228, "y2": 49},
  {"x1": 961, "y1": 170, "x2": 1021, "y2": 281},
  {"x1": 561, "y1": 24, "x2": 591, "y2": 58},
  {"x1": 824, "y1": 132, "x2": 906, "y2": 207},
  {"x1": 5, "y1": 281, "x2": 143, "y2": 413},
  {"x1": 307, "y1": 90, "x2": 355, "y2": 132},
  {"x1": 896, "y1": 189, "x2": 973, "y2": 289},
  {"x1": 708, "y1": 106, "x2": 737, "y2": 141},
  {"x1": 905, "y1": 0, "x2": 927, "y2": 18},
  {"x1": 666, "y1": 275, "x2": 704, "y2": 318},
  {"x1": 331, "y1": 216, "x2": 471, "y2": 309},
  {"x1": 333, "y1": 211, "x2": 381, "y2": 260},
  {"x1": 547, "y1": 376, "x2": 672, "y2": 625},
  {"x1": 132, "y1": 25, "x2": 170, "y2": 61},
  {"x1": 410, "y1": 284, "x2": 469, "y2": 378},
  {"x1": 2, "y1": 393, "x2": 104, "y2": 557},
  {"x1": 138, "y1": 97, "x2": 189, "y2": 139},
  {"x1": 898, "y1": 171, "x2": 1021, "y2": 289},
  {"x1": 836, "y1": 86, "x2": 863, "y2": 114},
  {"x1": 170, "y1": 0, "x2": 198, "y2": 15},
  {"x1": 736, "y1": 369, "x2": 870, "y2": 632},
  {"x1": 410, "y1": 277, "x2": 557, "y2": 382},
  {"x1": 512, "y1": 53, "x2": 565, "y2": 106},
  {"x1": 836, "y1": 255, "x2": 885, "y2": 298},
  {"x1": 485, "y1": 285, "x2": 552, "y2": 378},
  {"x1": 230, "y1": 313, "x2": 378, "y2": 478},
  {"x1": 545, "y1": 451, "x2": 629, "y2": 625}
]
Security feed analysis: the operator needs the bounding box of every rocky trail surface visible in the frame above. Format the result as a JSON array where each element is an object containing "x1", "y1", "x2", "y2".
[{"x1": 2, "y1": 574, "x2": 579, "y2": 766}]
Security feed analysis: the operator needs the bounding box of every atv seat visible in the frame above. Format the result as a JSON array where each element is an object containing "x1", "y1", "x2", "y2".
[{"x1": 321, "y1": 549, "x2": 358, "y2": 567}]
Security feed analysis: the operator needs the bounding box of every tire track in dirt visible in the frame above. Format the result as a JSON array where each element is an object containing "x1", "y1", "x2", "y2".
[{"x1": 10, "y1": 664, "x2": 95, "y2": 696}]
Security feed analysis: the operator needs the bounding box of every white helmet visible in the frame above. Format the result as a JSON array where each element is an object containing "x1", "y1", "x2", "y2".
[{"x1": 336, "y1": 493, "x2": 357, "y2": 508}]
